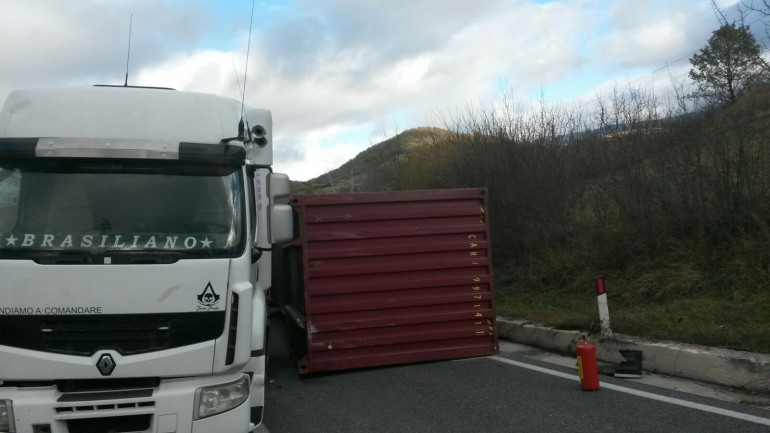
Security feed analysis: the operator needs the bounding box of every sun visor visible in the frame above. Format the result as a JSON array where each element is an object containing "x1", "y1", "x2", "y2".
[{"x1": 0, "y1": 137, "x2": 245, "y2": 166}]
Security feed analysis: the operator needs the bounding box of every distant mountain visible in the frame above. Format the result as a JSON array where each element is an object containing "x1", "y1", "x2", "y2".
[{"x1": 290, "y1": 127, "x2": 451, "y2": 195}]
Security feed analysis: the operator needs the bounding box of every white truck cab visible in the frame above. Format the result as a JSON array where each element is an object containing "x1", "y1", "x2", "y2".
[{"x1": 0, "y1": 86, "x2": 292, "y2": 433}]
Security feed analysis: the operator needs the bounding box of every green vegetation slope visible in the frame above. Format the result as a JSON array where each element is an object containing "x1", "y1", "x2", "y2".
[{"x1": 291, "y1": 86, "x2": 770, "y2": 354}]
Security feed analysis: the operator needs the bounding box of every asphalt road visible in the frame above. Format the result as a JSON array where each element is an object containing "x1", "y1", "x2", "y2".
[{"x1": 262, "y1": 329, "x2": 770, "y2": 433}]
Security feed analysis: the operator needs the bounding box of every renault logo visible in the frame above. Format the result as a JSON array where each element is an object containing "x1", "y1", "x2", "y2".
[{"x1": 96, "y1": 353, "x2": 116, "y2": 376}]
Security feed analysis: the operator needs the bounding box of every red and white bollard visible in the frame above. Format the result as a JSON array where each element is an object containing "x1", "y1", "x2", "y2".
[
  {"x1": 596, "y1": 275, "x2": 612, "y2": 337},
  {"x1": 576, "y1": 339, "x2": 600, "y2": 391}
]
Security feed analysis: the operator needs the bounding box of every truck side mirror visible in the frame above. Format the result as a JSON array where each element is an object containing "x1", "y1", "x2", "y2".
[
  {"x1": 266, "y1": 172, "x2": 293, "y2": 245},
  {"x1": 268, "y1": 173, "x2": 291, "y2": 202},
  {"x1": 269, "y1": 204, "x2": 294, "y2": 244}
]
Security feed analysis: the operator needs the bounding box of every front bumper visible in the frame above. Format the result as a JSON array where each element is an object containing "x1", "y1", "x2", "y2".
[{"x1": 0, "y1": 373, "x2": 256, "y2": 433}]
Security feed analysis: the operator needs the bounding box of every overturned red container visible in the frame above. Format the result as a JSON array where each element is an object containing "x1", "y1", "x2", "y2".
[
  {"x1": 576, "y1": 341, "x2": 600, "y2": 391},
  {"x1": 271, "y1": 188, "x2": 498, "y2": 374}
]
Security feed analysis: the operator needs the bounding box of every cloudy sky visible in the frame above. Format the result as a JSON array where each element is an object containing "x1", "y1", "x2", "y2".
[{"x1": 0, "y1": 0, "x2": 752, "y2": 181}]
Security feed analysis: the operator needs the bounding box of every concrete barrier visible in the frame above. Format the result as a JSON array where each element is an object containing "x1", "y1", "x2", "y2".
[{"x1": 496, "y1": 317, "x2": 770, "y2": 393}]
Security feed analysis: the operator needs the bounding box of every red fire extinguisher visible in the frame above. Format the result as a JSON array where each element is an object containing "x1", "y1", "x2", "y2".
[{"x1": 576, "y1": 339, "x2": 600, "y2": 391}]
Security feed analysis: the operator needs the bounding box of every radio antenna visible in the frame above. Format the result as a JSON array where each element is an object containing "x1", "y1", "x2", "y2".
[
  {"x1": 241, "y1": 0, "x2": 255, "y2": 119},
  {"x1": 124, "y1": 14, "x2": 133, "y2": 86},
  {"x1": 232, "y1": 57, "x2": 244, "y2": 98}
]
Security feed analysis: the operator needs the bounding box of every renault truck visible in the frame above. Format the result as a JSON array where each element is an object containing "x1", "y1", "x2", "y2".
[{"x1": 0, "y1": 86, "x2": 293, "y2": 433}]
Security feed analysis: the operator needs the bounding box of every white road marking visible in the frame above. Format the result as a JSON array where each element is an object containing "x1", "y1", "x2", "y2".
[{"x1": 489, "y1": 355, "x2": 770, "y2": 427}]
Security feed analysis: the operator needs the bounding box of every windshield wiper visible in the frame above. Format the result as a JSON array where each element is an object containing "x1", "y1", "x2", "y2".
[
  {"x1": 0, "y1": 248, "x2": 221, "y2": 264},
  {"x1": 102, "y1": 248, "x2": 217, "y2": 264},
  {"x1": 0, "y1": 250, "x2": 95, "y2": 264}
]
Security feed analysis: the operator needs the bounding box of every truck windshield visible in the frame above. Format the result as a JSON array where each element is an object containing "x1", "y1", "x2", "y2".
[{"x1": 0, "y1": 158, "x2": 245, "y2": 262}]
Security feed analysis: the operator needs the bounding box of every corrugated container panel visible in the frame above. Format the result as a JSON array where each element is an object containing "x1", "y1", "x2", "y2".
[{"x1": 281, "y1": 188, "x2": 497, "y2": 374}]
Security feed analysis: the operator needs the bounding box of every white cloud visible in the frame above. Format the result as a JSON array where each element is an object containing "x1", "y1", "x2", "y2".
[
  {"x1": 592, "y1": 0, "x2": 715, "y2": 69},
  {"x1": 276, "y1": 130, "x2": 370, "y2": 181},
  {"x1": 0, "y1": 0, "x2": 731, "y2": 181},
  {"x1": 134, "y1": 50, "x2": 242, "y2": 98}
]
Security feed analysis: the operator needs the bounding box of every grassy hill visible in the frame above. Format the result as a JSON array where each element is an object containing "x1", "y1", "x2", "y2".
[{"x1": 290, "y1": 127, "x2": 452, "y2": 194}]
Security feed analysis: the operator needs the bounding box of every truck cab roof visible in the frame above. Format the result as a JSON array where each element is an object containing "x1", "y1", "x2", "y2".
[{"x1": 0, "y1": 86, "x2": 273, "y2": 165}]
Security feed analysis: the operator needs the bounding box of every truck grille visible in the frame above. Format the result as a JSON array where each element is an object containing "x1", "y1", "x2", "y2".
[
  {"x1": 67, "y1": 414, "x2": 151, "y2": 433},
  {"x1": 56, "y1": 400, "x2": 155, "y2": 414},
  {"x1": 0, "y1": 313, "x2": 226, "y2": 356}
]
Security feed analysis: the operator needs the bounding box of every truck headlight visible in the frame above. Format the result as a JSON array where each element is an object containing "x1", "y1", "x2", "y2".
[
  {"x1": 0, "y1": 400, "x2": 14, "y2": 433},
  {"x1": 195, "y1": 376, "x2": 250, "y2": 419}
]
